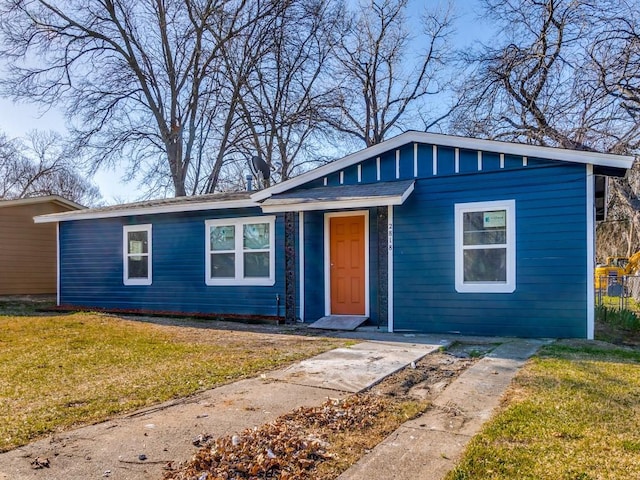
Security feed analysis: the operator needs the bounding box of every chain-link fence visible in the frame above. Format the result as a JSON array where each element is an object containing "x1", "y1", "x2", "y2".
[{"x1": 595, "y1": 275, "x2": 640, "y2": 309}]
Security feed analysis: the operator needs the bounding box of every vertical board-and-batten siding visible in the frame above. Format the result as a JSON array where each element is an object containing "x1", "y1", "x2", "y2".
[
  {"x1": 59, "y1": 208, "x2": 286, "y2": 316},
  {"x1": 317, "y1": 144, "x2": 535, "y2": 187},
  {"x1": 295, "y1": 141, "x2": 588, "y2": 338}
]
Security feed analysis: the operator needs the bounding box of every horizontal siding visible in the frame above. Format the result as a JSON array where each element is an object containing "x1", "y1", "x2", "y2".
[
  {"x1": 392, "y1": 163, "x2": 588, "y2": 338},
  {"x1": 0, "y1": 202, "x2": 74, "y2": 295},
  {"x1": 286, "y1": 139, "x2": 592, "y2": 337},
  {"x1": 60, "y1": 208, "x2": 286, "y2": 316}
]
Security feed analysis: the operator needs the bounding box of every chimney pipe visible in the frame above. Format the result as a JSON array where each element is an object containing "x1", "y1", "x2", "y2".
[{"x1": 246, "y1": 174, "x2": 253, "y2": 191}]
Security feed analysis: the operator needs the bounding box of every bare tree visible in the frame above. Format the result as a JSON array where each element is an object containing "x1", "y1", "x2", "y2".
[
  {"x1": 451, "y1": 0, "x2": 640, "y2": 260},
  {"x1": 328, "y1": 0, "x2": 455, "y2": 147},
  {"x1": 194, "y1": 0, "x2": 279, "y2": 194},
  {"x1": 0, "y1": 0, "x2": 280, "y2": 197},
  {"x1": 590, "y1": 0, "x2": 640, "y2": 141},
  {"x1": 451, "y1": 0, "x2": 639, "y2": 154},
  {"x1": 233, "y1": 0, "x2": 345, "y2": 184},
  {"x1": 185, "y1": 0, "x2": 345, "y2": 192},
  {"x1": 0, "y1": 131, "x2": 101, "y2": 205},
  {"x1": 588, "y1": 0, "x2": 640, "y2": 257}
]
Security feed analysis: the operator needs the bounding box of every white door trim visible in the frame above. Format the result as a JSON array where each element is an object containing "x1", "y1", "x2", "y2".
[{"x1": 324, "y1": 210, "x2": 370, "y2": 316}]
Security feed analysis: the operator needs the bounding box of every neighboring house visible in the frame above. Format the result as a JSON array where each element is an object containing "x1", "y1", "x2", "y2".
[
  {"x1": 0, "y1": 195, "x2": 84, "y2": 295},
  {"x1": 35, "y1": 132, "x2": 634, "y2": 338}
]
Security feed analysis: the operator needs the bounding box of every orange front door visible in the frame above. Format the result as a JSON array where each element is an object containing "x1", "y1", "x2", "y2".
[{"x1": 330, "y1": 215, "x2": 365, "y2": 315}]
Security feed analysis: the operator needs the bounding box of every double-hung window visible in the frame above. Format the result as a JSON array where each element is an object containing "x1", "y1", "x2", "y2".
[
  {"x1": 205, "y1": 216, "x2": 275, "y2": 286},
  {"x1": 455, "y1": 200, "x2": 515, "y2": 293},
  {"x1": 123, "y1": 224, "x2": 152, "y2": 285}
]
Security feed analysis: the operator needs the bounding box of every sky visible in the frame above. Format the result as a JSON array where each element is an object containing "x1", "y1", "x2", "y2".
[{"x1": 0, "y1": 0, "x2": 489, "y2": 204}]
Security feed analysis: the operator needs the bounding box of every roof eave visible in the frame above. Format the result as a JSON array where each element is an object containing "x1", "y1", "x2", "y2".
[
  {"x1": 34, "y1": 198, "x2": 258, "y2": 223},
  {"x1": 260, "y1": 195, "x2": 407, "y2": 213},
  {"x1": 260, "y1": 181, "x2": 415, "y2": 213},
  {"x1": 0, "y1": 195, "x2": 85, "y2": 211}
]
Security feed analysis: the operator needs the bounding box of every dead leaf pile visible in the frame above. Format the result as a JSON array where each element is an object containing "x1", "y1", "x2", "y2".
[
  {"x1": 163, "y1": 394, "x2": 390, "y2": 480},
  {"x1": 281, "y1": 394, "x2": 388, "y2": 433}
]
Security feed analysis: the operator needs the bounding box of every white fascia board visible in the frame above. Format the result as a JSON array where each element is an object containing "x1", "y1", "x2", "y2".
[
  {"x1": 428, "y1": 133, "x2": 635, "y2": 169},
  {"x1": 34, "y1": 198, "x2": 258, "y2": 223},
  {"x1": 251, "y1": 131, "x2": 635, "y2": 201},
  {"x1": 260, "y1": 194, "x2": 408, "y2": 213},
  {"x1": 400, "y1": 181, "x2": 415, "y2": 203},
  {"x1": 251, "y1": 134, "x2": 416, "y2": 201},
  {"x1": 1, "y1": 195, "x2": 85, "y2": 210}
]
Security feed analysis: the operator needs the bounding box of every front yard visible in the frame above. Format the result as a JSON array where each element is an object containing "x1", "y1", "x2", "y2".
[
  {"x1": 448, "y1": 341, "x2": 640, "y2": 479},
  {"x1": 2, "y1": 304, "x2": 640, "y2": 479},
  {"x1": 0, "y1": 312, "x2": 346, "y2": 452}
]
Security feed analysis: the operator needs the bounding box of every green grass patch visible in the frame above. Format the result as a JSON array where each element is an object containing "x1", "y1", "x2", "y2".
[
  {"x1": 596, "y1": 304, "x2": 640, "y2": 331},
  {"x1": 447, "y1": 343, "x2": 640, "y2": 480},
  {"x1": 0, "y1": 313, "x2": 346, "y2": 452}
]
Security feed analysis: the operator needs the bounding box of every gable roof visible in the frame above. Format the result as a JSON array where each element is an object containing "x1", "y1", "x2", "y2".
[
  {"x1": 251, "y1": 131, "x2": 635, "y2": 201},
  {"x1": 0, "y1": 195, "x2": 85, "y2": 211},
  {"x1": 34, "y1": 191, "x2": 255, "y2": 223}
]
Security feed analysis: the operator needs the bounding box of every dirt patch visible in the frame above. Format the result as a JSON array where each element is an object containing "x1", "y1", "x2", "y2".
[
  {"x1": 369, "y1": 347, "x2": 484, "y2": 401},
  {"x1": 0, "y1": 295, "x2": 56, "y2": 316},
  {"x1": 163, "y1": 344, "x2": 488, "y2": 480},
  {"x1": 595, "y1": 321, "x2": 640, "y2": 348}
]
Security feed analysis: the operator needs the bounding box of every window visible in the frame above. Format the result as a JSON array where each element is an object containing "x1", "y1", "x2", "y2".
[
  {"x1": 123, "y1": 224, "x2": 152, "y2": 285},
  {"x1": 455, "y1": 200, "x2": 515, "y2": 293},
  {"x1": 205, "y1": 216, "x2": 275, "y2": 286}
]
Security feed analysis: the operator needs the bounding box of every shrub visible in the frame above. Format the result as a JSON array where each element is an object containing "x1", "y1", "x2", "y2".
[{"x1": 596, "y1": 304, "x2": 640, "y2": 331}]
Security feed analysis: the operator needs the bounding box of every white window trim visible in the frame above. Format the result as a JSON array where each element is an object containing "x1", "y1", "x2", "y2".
[
  {"x1": 455, "y1": 200, "x2": 516, "y2": 293},
  {"x1": 123, "y1": 224, "x2": 152, "y2": 286},
  {"x1": 205, "y1": 216, "x2": 276, "y2": 286}
]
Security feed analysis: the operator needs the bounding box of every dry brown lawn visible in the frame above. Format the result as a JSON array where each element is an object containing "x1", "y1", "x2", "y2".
[{"x1": 0, "y1": 312, "x2": 347, "y2": 452}]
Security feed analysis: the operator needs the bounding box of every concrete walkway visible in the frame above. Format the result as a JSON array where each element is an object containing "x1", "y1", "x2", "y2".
[
  {"x1": 0, "y1": 339, "x2": 446, "y2": 480},
  {"x1": 338, "y1": 338, "x2": 548, "y2": 480},
  {"x1": 0, "y1": 335, "x2": 545, "y2": 480}
]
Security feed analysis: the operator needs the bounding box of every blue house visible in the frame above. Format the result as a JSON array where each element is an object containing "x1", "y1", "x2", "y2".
[{"x1": 35, "y1": 132, "x2": 634, "y2": 338}]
